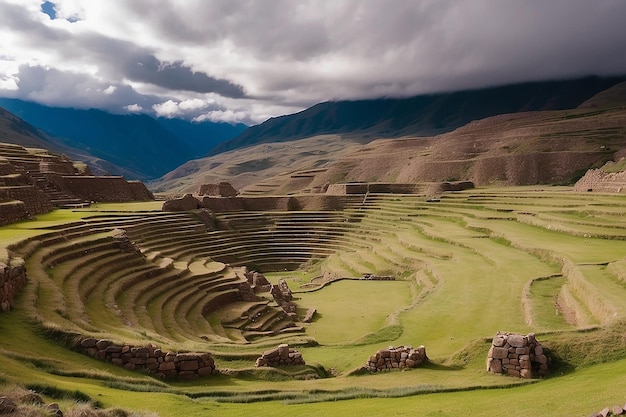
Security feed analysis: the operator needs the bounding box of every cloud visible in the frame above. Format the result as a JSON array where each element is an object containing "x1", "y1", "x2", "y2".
[
  {"x1": 153, "y1": 98, "x2": 223, "y2": 119},
  {"x1": 0, "y1": 0, "x2": 625, "y2": 124},
  {"x1": 193, "y1": 109, "x2": 247, "y2": 124},
  {"x1": 124, "y1": 103, "x2": 142, "y2": 112}
]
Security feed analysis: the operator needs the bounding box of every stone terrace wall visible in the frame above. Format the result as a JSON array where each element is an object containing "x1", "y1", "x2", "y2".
[
  {"x1": 60, "y1": 176, "x2": 154, "y2": 202},
  {"x1": 0, "y1": 260, "x2": 27, "y2": 313},
  {"x1": 79, "y1": 338, "x2": 216, "y2": 380},
  {"x1": 573, "y1": 168, "x2": 626, "y2": 193},
  {"x1": 326, "y1": 183, "x2": 424, "y2": 195},
  {"x1": 198, "y1": 182, "x2": 239, "y2": 197},
  {"x1": 365, "y1": 345, "x2": 427, "y2": 372},
  {"x1": 0, "y1": 201, "x2": 28, "y2": 226},
  {"x1": 255, "y1": 344, "x2": 305, "y2": 367},
  {"x1": 195, "y1": 194, "x2": 363, "y2": 213},
  {"x1": 5, "y1": 186, "x2": 53, "y2": 215},
  {"x1": 486, "y1": 332, "x2": 548, "y2": 378}
]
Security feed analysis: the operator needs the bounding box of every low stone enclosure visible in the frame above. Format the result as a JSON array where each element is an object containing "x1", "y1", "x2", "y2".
[
  {"x1": 255, "y1": 344, "x2": 305, "y2": 367},
  {"x1": 365, "y1": 345, "x2": 428, "y2": 372},
  {"x1": 79, "y1": 338, "x2": 216, "y2": 380},
  {"x1": 486, "y1": 332, "x2": 548, "y2": 378}
]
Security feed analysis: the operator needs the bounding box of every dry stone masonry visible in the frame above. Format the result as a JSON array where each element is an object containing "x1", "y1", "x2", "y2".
[
  {"x1": 573, "y1": 167, "x2": 626, "y2": 193},
  {"x1": 0, "y1": 260, "x2": 27, "y2": 312},
  {"x1": 365, "y1": 345, "x2": 427, "y2": 372},
  {"x1": 79, "y1": 338, "x2": 216, "y2": 380},
  {"x1": 487, "y1": 332, "x2": 548, "y2": 378},
  {"x1": 255, "y1": 344, "x2": 305, "y2": 367}
]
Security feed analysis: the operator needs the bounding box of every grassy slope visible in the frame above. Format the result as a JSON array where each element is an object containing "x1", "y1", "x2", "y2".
[{"x1": 0, "y1": 190, "x2": 625, "y2": 416}]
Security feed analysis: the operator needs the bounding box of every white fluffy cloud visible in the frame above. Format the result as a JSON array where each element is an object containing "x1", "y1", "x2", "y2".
[{"x1": 1, "y1": 0, "x2": 626, "y2": 125}]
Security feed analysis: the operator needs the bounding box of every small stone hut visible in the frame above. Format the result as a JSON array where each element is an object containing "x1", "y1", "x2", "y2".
[{"x1": 486, "y1": 332, "x2": 548, "y2": 378}]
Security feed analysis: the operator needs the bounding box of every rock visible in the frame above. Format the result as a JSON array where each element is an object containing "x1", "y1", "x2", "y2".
[
  {"x1": 80, "y1": 338, "x2": 97, "y2": 348},
  {"x1": 0, "y1": 396, "x2": 17, "y2": 414},
  {"x1": 46, "y1": 402, "x2": 63, "y2": 417},
  {"x1": 507, "y1": 334, "x2": 526, "y2": 348},
  {"x1": 19, "y1": 392, "x2": 43, "y2": 405},
  {"x1": 613, "y1": 405, "x2": 624, "y2": 415},
  {"x1": 599, "y1": 407, "x2": 611, "y2": 417},
  {"x1": 491, "y1": 347, "x2": 509, "y2": 359}
]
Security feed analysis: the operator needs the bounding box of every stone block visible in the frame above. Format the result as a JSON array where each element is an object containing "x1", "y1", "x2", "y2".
[
  {"x1": 198, "y1": 366, "x2": 213, "y2": 376},
  {"x1": 158, "y1": 362, "x2": 176, "y2": 371},
  {"x1": 491, "y1": 347, "x2": 508, "y2": 359},
  {"x1": 179, "y1": 360, "x2": 199, "y2": 371},
  {"x1": 81, "y1": 338, "x2": 97, "y2": 348},
  {"x1": 507, "y1": 334, "x2": 526, "y2": 348}
]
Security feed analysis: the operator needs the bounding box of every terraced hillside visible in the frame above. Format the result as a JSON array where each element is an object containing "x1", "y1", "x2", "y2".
[{"x1": 1, "y1": 187, "x2": 626, "y2": 417}]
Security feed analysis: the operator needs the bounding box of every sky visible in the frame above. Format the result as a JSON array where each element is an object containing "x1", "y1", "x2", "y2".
[{"x1": 1, "y1": 0, "x2": 626, "y2": 126}]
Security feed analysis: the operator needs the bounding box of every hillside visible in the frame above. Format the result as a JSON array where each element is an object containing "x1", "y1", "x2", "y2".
[
  {"x1": 153, "y1": 83, "x2": 626, "y2": 195},
  {"x1": 0, "y1": 99, "x2": 247, "y2": 180},
  {"x1": 211, "y1": 76, "x2": 626, "y2": 155}
]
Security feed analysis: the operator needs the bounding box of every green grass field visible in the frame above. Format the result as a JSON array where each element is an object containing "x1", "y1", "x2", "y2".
[{"x1": 1, "y1": 188, "x2": 626, "y2": 417}]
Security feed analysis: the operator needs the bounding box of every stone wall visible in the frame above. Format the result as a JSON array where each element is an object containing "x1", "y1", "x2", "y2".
[
  {"x1": 365, "y1": 345, "x2": 427, "y2": 372},
  {"x1": 255, "y1": 344, "x2": 305, "y2": 367},
  {"x1": 486, "y1": 332, "x2": 548, "y2": 378},
  {"x1": 0, "y1": 201, "x2": 28, "y2": 226},
  {"x1": 79, "y1": 338, "x2": 216, "y2": 380},
  {"x1": 164, "y1": 194, "x2": 365, "y2": 213},
  {"x1": 5, "y1": 186, "x2": 53, "y2": 215},
  {"x1": 198, "y1": 182, "x2": 239, "y2": 197},
  {"x1": 573, "y1": 168, "x2": 626, "y2": 193},
  {"x1": 0, "y1": 260, "x2": 27, "y2": 313},
  {"x1": 59, "y1": 176, "x2": 154, "y2": 202},
  {"x1": 326, "y1": 182, "x2": 424, "y2": 195}
]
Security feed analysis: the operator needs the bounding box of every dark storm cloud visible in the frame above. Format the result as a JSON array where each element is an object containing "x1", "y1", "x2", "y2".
[{"x1": 125, "y1": 55, "x2": 246, "y2": 98}]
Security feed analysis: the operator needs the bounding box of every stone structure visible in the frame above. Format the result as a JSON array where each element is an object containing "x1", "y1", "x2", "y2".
[
  {"x1": 0, "y1": 142, "x2": 154, "y2": 226},
  {"x1": 486, "y1": 332, "x2": 548, "y2": 378},
  {"x1": 361, "y1": 273, "x2": 395, "y2": 280},
  {"x1": 326, "y1": 182, "x2": 424, "y2": 195},
  {"x1": 245, "y1": 270, "x2": 272, "y2": 293},
  {"x1": 255, "y1": 344, "x2": 305, "y2": 367},
  {"x1": 58, "y1": 176, "x2": 153, "y2": 202},
  {"x1": 79, "y1": 338, "x2": 216, "y2": 380},
  {"x1": 0, "y1": 260, "x2": 27, "y2": 312},
  {"x1": 365, "y1": 345, "x2": 427, "y2": 372},
  {"x1": 270, "y1": 278, "x2": 297, "y2": 316},
  {"x1": 198, "y1": 182, "x2": 239, "y2": 197},
  {"x1": 162, "y1": 193, "x2": 201, "y2": 211},
  {"x1": 165, "y1": 194, "x2": 364, "y2": 213},
  {"x1": 573, "y1": 167, "x2": 626, "y2": 193}
]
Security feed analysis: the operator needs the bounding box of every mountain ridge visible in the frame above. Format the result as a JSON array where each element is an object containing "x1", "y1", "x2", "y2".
[
  {"x1": 0, "y1": 98, "x2": 247, "y2": 179},
  {"x1": 211, "y1": 76, "x2": 626, "y2": 155}
]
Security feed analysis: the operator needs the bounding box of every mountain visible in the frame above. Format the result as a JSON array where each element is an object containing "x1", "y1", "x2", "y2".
[
  {"x1": 156, "y1": 117, "x2": 246, "y2": 158},
  {"x1": 0, "y1": 106, "x2": 133, "y2": 176},
  {"x1": 211, "y1": 76, "x2": 626, "y2": 155},
  {"x1": 0, "y1": 99, "x2": 247, "y2": 179},
  {"x1": 153, "y1": 81, "x2": 626, "y2": 194}
]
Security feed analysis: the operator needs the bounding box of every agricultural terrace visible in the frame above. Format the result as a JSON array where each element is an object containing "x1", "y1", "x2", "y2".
[{"x1": 1, "y1": 187, "x2": 626, "y2": 417}]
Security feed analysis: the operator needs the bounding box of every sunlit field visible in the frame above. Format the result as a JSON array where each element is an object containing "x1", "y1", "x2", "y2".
[{"x1": 1, "y1": 187, "x2": 625, "y2": 417}]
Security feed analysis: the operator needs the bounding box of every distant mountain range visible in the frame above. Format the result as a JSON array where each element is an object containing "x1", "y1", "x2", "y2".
[
  {"x1": 213, "y1": 76, "x2": 626, "y2": 155},
  {"x1": 0, "y1": 98, "x2": 247, "y2": 179}
]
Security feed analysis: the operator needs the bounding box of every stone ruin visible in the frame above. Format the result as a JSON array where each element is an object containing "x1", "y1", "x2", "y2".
[
  {"x1": 270, "y1": 278, "x2": 297, "y2": 317},
  {"x1": 79, "y1": 338, "x2": 216, "y2": 380},
  {"x1": 589, "y1": 403, "x2": 626, "y2": 417},
  {"x1": 486, "y1": 332, "x2": 548, "y2": 378},
  {"x1": 0, "y1": 259, "x2": 27, "y2": 313},
  {"x1": 245, "y1": 270, "x2": 272, "y2": 293},
  {"x1": 365, "y1": 345, "x2": 427, "y2": 372},
  {"x1": 198, "y1": 182, "x2": 239, "y2": 197},
  {"x1": 573, "y1": 165, "x2": 626, "y2": 193},
  {"x1": 255, "y1": 343, "x2": 305, "y2": 367}
]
